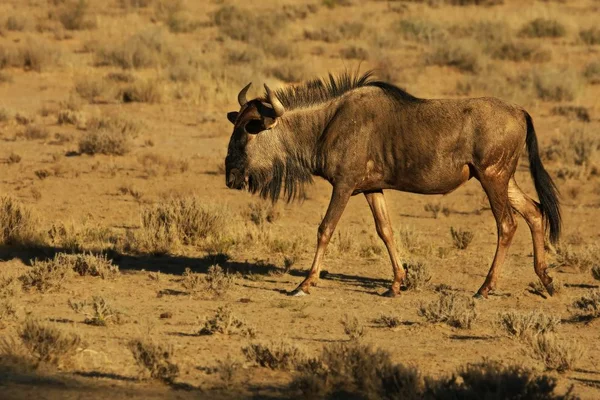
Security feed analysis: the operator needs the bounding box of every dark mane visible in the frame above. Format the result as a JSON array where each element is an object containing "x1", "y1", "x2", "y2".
[{"x1": 269, "y1": 71, "x2": 421, "y2": 111}]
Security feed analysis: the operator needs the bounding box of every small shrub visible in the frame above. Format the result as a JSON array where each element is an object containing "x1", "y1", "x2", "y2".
[
  {"x1": 68, "y1": 296, "x2": 125, "y2": 326},
  {"x1": 572, "y1": 290, "x2": 600, "y2": 319},
  {"x1": 19, "y1": 319, "x2": 82, "y2": 367},
  {"x1": 7, "y1": 153, "x2": 21, "y2": 164},
  {"x1": 450, "y1": 227, "x2": 474, "y2": 250},
  {"x1": 74, "y1": 77, "x2": 117, "y2": 103},
  {"x1": 20, "y1": 257, "x2": 72, "y2": 293},
  {"x1": 488, "y1": 40, "x2": 551, "y2": 62},
  {"x1": 57, "y1": 109, "x2": 84, "y2": 125},
  {"x1": 0, "y1": 196, "x2": 42, "y2": 246},
  {"x1": 20, "y1": 125, "x2": 49, "y2": 140},
  {"x1": 497, "y1": 310, "x2": 560, "y2": 340},
  {"x1": 340, "y1": 315, "x2": 365, "y2": 341},
  {"x1": 0, "y1": 107, "x2": 13, "y2": 122},
  {"x1": 550, "y1": 105, "x2": 590, "y2": 122},
  {"x1": 533, "y1": 68, "x2": 580, "y2": 102},
  {"x1": 555, "y1": 245, "x2": 597, "y2": 272},
  {"x1": 428, "y1": 360, "x2": 570, "y2": 400},
  {"x1": 5, "y1": 15, "x2": 29, "y2": 31},
  {"x1": 122, "y1": 79, "x2": 164, "y2": 103},
  {"x1": 242, "y1": 341, "x2": 304, "y2": 370},
  {"x1": 0, "y1": 299, "x2": 17, "y2": 324},
  {"x1": 245, "y1": 200, "x2": 280, "y2": 226},
  {"x1": 58, "y1": 0, "x2": 97, "y2": 30},
  {"x1": 424, "y1": 203, "x2": 441, "y2": 218},
  {"x1": 519, "y1": 18, "x2": 566, "y2": 38},
  {"x1": 425, "y1": 41, "x2": 481, "y2": 73},
  {"x1": 579, "y1": 27, "x2": 600, "y2": 45},
  {"x1": 395, "y1": 19, "x2": 445, "y2": 44},
  {"x1": 418, "y1": 292, "x2": 478, "y2": 329},
  {"x1": 293, "y1": 342, "x2": 421, "y2": 399},
  {"x1": 94, "y1": 28, "x2": 180, "y2": 69},
  {"x1": 182, "y1": 265, "x2": 235, "y2": 298},
  {"x1": 373, "y1": 314, "x2": 402, "y2": 328},
  {"x1": 340, "y1": 46, "x2": 369, "y2": 60},
  {"x1": 199, "y1": 306, "x2": 254, "y2": 337},
  {"x1": 128, "y1": 338, "x2": 179, "y2": 383},
  {"x1": 216, "y1": 354, "x2": 240, "y2": 389},
  {"x1": 404, "y1": 261, "x2": 432, "y2": 291},
  {"x1": 138, "y1": 153, "x2": 189, "y2": 177},
  {"x1": 65, "y1": 253, "x2": 119, "y2": 278},
  {"x1": 592, "y1": 266, "x2": 600, "y2": 281},
  {"x1": 529, "y1": 333, "x2": 583, "y2": 372},
  {"x1": 583, "y1": 61, "x2": 600, "y2": 84},
  {"x1": 79, "y1": 115, "x2": 141, "y2": 156}
]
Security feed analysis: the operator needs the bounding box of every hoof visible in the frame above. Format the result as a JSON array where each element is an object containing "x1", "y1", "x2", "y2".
[
  {"x1": 289, "y1": 288, "x2": 308, "y2": 297},
  {"x1": 473, "y1": 292, "x2": 486, "y2": 300},
  {"x1": 545, "y1": 282, "x2": 555, "y2": 297},
  {"x1": 381, "y1": 289, "x2": 399, "y2": 298}
]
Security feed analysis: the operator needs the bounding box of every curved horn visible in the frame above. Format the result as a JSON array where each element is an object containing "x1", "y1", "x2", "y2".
[
  {"x1": 264, "y1": 84, "x2": 285, "y2": 118},
  {"x1": 237, "y1": 82, "x2": 252, "y2": 107}
]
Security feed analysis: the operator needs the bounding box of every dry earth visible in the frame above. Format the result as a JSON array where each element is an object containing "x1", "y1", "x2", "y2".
[{"x1": 0, "y1": 0, "x2": 599, "y2": 399}]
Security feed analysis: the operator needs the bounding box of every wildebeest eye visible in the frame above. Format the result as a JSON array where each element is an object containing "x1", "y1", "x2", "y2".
[{"x1": 244, "y1": 119, "x2": 264, "y2": 134}]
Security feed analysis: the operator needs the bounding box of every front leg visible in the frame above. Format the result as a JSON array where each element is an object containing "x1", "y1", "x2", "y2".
[{"x1": 291, "y1": 185, "x2": 353, "y2": 296}]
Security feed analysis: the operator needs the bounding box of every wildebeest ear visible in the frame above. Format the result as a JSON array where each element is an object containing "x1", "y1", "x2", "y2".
[{"x1": 227, "y1": 111, "x2": 239, "y2": 124}]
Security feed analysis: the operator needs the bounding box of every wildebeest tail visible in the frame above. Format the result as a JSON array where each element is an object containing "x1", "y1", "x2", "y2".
[{"x1": 524, "y1": 111, "x2": 561, "y2": 244}]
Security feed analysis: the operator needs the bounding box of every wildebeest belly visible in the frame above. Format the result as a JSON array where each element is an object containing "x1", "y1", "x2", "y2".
[{"x1": 354, "y1": 161, "x2": 472, "y2": 195}]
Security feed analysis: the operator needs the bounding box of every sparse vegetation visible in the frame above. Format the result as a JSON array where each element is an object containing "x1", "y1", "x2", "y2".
[
  {"x1": 0, "y1": 196, "x2": 43, "y2": 247},
  {"x1": 519, "y1": 18, "x2": 566, "y2": 38},
  {"x1": 425, "y1": 40, "x2": 481, "y2": 73},
  {"x1": 79, "y1": 114, "x2": 141, "y2": 156},
  {"x1": 181, "y1": 265, "x2": 235, "y2": 298},
  {"x1": 404, "y1": 261, "x2": 432, "y2": 291},
  {"x1": 340, "y1": 315, "x2": 365, "y2": 340},
  {"x1": 242, "y1": 341, "x2": 305, "y2": 370},
  {"x1": 529, "y1": 333, "x2": 583, "y2": 372},
  {"x1": 68, "y1": 296, "x2": 125, "y2": 326},
  {"x1": 199, "y1": 306, "x2": 255, "y2": 337},
  {"x1": 533, "y1": 68, "x2": 580, "y2": 102},
  {"x1": 450, "y1": 227, "x2": 474, "y2": 250},
  {"x1": 245, "y1": 200, "x2": 280, "y2": 226},
  {"x1": 579, "y1": 27, "x2": 600, "y2": 45},
  {"x1": 128, "y1": 338, "x2": 179, "y2": 383},
  {"x1": 373, "y1": 314, "x2": 402, "y2": 328},
  {"x1": 497, "y1": 310, "x2": 560, "y2": 340},
  {"x1": 572, "y1": 290, "x2": 600, "y2": 319},
  {"x1": 551, "y1": 105, "x2": 590, "y2": 122},
  {"x1": 418, "y1": 292, "x2": 478, "y2": 329},
  {"x1": 19, "y1": 319, "x2": 82, "y2": 367}
]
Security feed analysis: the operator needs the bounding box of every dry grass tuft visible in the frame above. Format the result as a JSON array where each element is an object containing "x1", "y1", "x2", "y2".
[
  {"x1": 198, "y1": 306, "x2": 255, "y2": 337},
  {"x1": 425, "y1": 40, "x2": 481, "y2": 73},
  {"x1": 79, "y1": 115, "x2": 141, "y2": 156},
  {"x1": 128, "y1": 197, "x2": 229, "y2": 255},
  {"x1": 137, "y1": 153, "x2": 189, "y2": 177},
  {"x1": 242, "y1": 341, "x2": 305, "y2": 370},
  {"x1": 94, "y1": 28, "x2": 181, "y2": 69},
  {"x1": 592, "y1": 266, "x2": 600, "y2": 281},
  {"x1": 128, "y1": 338, "x2": 179, "y2": 383},
  {"x1": 74, "y1": 76, "x2": 117, "y2": 103},
  {"x1": 418, "y1": 292, "x2": 478, "y2": 329},
  {"x1": 450, "y1": 226, "x2": 474, "y2": 250},
  {"x1": 293, "y1": 342, "x2": 421, "y2": 399},
  {"x1": 181, "y1": 265, "x2": 235, "y2": 298},
  {"x1": 497, "y1": 310, "x2": 560, "y2": 340},
  {"x1": 373, "y1": 314, "x2": 402, "y2": 328},
  {"x1": 122, "y1": 79, "x2": 164, "y2": 103},
  {"x1": 57, "y1": 0, "x2": 97, "y2": 30},
  {"x1": 550, "y1": 106, "x2": 590, "y2": 123},
  {"x1": 583, "y1": 61, "x2": 600, "y2": 84},
  {"x1": 0, "y1": 38, "x2": 61, "y2": 72},
  {"x1": 555, "y1": 245, "x2": 597, "y2": 272},
  {"x1": 19, "y1": 319, "x2": 82, "y2": 367},
  {"x1": 529, "y1": 333, "x2": 583, "y2": 372},
  {"x1": 68, "y1": 296, "x2": 125, "y2": 326},
  {"x1": 340, "y1": 314, "x2": 365, "y2": 341},
  {"x1": 404, "y1": 261, "x2": 432, "y2": 291},
  {"x1": 533, "y1": 68, "x2": 580, "y2": 102},
  {"x1": 0, "y1": 196, "x2": 43, "y2": 247},
  {"x1": 19, "y1": 125, "x2": 49, "y2": 141},
  {"x1": 572, "y1": 290, "x2": 600, "y2": 319},
  {"x1": 579, "y1": 27, "x2": 600, "y2": 45},
  {"x1": 245, "y1": 200, "x2": 280, "y2": 226},
  {"x1": 519, "y1": 18, "x2": 566, "y2": 38}
]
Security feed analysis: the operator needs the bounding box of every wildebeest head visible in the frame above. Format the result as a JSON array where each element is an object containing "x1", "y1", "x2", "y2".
[{"x1": 225, "y1": 82, "x2": 286, "y2": 192}]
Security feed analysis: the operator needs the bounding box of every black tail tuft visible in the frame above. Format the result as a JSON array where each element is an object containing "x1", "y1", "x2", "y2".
[{"x1": 524, "y1": 111, "x2": 561, "y2": 244}]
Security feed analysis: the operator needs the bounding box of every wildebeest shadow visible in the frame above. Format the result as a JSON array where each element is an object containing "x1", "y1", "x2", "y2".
[{"x1": 0, "y1": 244, "x2": 396, "y2": 294}]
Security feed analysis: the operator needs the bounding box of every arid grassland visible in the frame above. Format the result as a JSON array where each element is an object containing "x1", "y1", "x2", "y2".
[{"x1": 0, "y1": 0, "x2": 599, "y2": 399}]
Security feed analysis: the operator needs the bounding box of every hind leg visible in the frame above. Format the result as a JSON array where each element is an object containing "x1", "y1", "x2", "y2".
[
  {"x1": 476, "y1": 176, "x2": 518, "y2": 298},
  {"x1": 508, "y1": 179, "x2": 554, "y2": 294}
]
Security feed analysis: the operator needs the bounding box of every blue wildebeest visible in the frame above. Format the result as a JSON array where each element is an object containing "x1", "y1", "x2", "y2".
[{"x1": 224, "y1": 72, "x2": 561, "y2": 298}]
